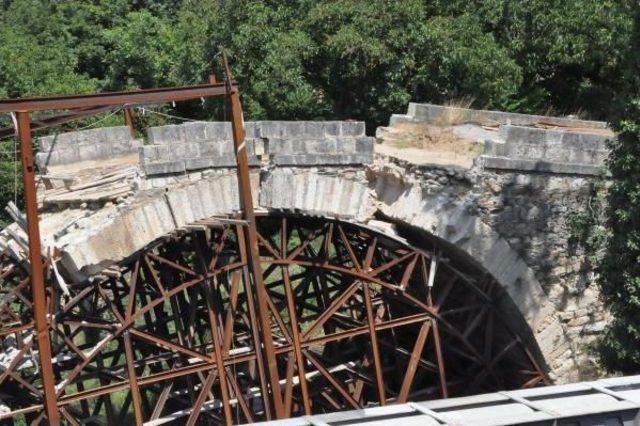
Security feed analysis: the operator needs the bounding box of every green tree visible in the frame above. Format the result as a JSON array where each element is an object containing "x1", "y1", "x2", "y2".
[
  {"x1": 596, "y1": 3, "x2": 640, "y2": 372},
  {"x1": 303, "y1": 0, "x2": 522, "y2": 127}
]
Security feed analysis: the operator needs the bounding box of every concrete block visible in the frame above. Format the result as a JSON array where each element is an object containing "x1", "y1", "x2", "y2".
[{"x1": 143, "y1": 160, "x2": 186, "y2": 175}]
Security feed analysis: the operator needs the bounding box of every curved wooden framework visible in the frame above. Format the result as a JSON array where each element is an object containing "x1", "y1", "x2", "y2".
[{"x1": 0, "y1": 214, "x2": 547, "y2": 425}]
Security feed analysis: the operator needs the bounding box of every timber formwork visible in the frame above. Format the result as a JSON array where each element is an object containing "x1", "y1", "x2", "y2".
[{"x1": 0, "y1": 58, "x2": 548, "y2": 425}]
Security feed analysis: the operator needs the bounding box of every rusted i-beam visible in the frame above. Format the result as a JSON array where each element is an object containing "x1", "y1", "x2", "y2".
[
  {"x1": 223, "y1": 51, "x2": 285, "y2": 419},
  {"x1": 16, "y1": 111, "x2": 59, "y2": 424}
]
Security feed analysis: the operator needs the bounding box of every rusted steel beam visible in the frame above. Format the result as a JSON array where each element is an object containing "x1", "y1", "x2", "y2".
[
  {"x1": 397, "y1": 320, "x2": 432, "y2": 403},
  {"x1": 124, "y1": 332, "x2": 144, "y2": 425},
  {"x1": 0, "y1": 82, "x2": 235, "y2": 113},
  {"x1": 432, "y1": 321, "x2": 449, "y2": 398},
  {"x1": 0, "y1": 105, "x2": 117, "y2": 138},
  {"x1": 362, "y1": 282, "x2": 386, "y2": 405},
  {"x1": 16, "y1": 111, "x2": 59, "y2": 425},
  {"x1": 282, "y1": 267, "x2": 312, "y2": 414},
  {"x1": 123, "y1": 107, "x2": 135, "y2": 137},
  {"x1": 224, "y1": 52, "x2": 284, "y2": 418}
]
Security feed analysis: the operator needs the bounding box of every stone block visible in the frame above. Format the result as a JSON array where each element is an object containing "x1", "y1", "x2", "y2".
[
  {"x1": 406, "y1": 103, "x2": 609, "y2": 129},
  {"x1": 266, "y1": 138, "x2": 289, "y2": 155},
  {"x1": 198, "y1": 141, "x2": 220, "y2": 157},
  {"x1": 147, "y1": 125, "x2": 185, "y2": 145},
  {"x1": 140, "y1": 145, "x2": 170, "y2": 162},
  {"x1": 203, "y1": 122, "x2": 232, "y2": 140},
  {"x1": 216, "y1": 139, "x2": 234, "y2": 156},
  {"x1": 35, "y1": 152, "x2": 54, "y2": 169},
  {"x1": 308, "y1": 138, "x2": 337, "y2": 154},
  {"x1": 480, "y1": 156, "x2": 603, "y2": 176},
  {"x1": 143, "y1": 160, "x2": 186, "y2": 175},
  {"x1": 181, "y1": 121, "x2": 207, "y2": 141},
  {"x1": 185, "y1": 157, "x2": 215, "y2": 171},
  {"x1": 302, "y1": 122, "x2": 327, "y2": 138},
  {"x1": 109, "y1": 139, "x2": 133, "y2": 156},
  {"x1": 355, "y1": 136, "x2": 374, "y2": 154},
  {"x1": 102, "y1": 127, "x2": 132, "y2": 144},
  {"x1": 340, "y1": 121, "x2": 366, "y2": 136},
  {"x1": 255, "y1": 121, "x2": 284, "y2": 138},
  {"x1": 323, "y1": 121, "x2": 342, "y2": 136},
  {"x1": 272, "y1": 153, "x2": 370, "y2": 166},
  {"x1": 244, "y1": 122, "x2": 259, "y2": 139},
  {"x1": 500, "y1": 125, "x2": 610, "y2": 150},
  {"x1": 78, "y1": 145, "x2": 101, "y2": 163},
  {"x1": 173, "y1": 142, "x2": 200, "y2": 159},
  {"x1": 210, "y1": 155, "x2": 237, "y2": 168}
]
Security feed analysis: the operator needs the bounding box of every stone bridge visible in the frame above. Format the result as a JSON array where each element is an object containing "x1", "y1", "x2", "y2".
[{"x1": 1, "y1": 103, "x2": 612, "y2": 396}]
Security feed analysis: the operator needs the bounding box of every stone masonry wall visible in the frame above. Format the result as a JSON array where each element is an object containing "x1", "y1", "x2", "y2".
[
  {"x1": 36, "y1": 126, "x2": 139, "y2": 170},
  {"x1": 140, "y1": 121, "x2": 374, "y2": 175},
  {"x1": 477, "y1": 171, "x2": 606, "y2": 379},
  {"x1": 380, "y1": 103, "x2": 614, "y2": 381}
]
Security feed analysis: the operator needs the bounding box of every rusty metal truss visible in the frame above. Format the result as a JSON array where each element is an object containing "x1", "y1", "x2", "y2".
[
  {"x1": 0, "y1": 214, "x2": 548, "y2": 425},
  {"x1": 0, "y1": 53, "x2": 548, "y2": 425}
]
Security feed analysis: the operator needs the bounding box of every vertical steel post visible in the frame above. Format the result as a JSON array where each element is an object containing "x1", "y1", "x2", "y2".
[
  {"x1": 123, "y1": 108, "x2": 135, "y2": 138},
  {"x1": 224, "y1": 57, "x2": 285, "y2": 418},
  {"x1": 16, "y1": 111, "x2": 59, "y2": 425}
]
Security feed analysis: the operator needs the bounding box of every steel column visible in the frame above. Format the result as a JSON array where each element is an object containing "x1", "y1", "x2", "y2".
[
  {"x1": 225, "y1": 62, "x2": 285, "y2": 417},
  {"x1": 16, "y1": 111, "x2": 59, "y2": 425}
]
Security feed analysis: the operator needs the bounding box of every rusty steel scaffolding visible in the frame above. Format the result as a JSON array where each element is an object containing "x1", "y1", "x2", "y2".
[{"x1": 0, "y1": 59, "x2": 549, "y2": 425}]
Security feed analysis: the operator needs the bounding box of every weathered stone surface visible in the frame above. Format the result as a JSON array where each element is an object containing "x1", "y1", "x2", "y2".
[
  {"x1": 397, "y1": 103, "x2": 608, "y2": 129},
  {"x1": 479, "y1": 156, "x2": 604, "y2": 176},
  {"x1": 36, "y1": 126, "x2": 139, "y2": 169},
  {"x1": 141, "y1": 121, "x2": 374, "y2": 175}
]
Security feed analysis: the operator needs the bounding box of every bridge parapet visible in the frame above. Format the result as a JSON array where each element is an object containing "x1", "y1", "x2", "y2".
[
  {"x1": 381, "y1": 102, "x2": 613, "y2": 175},
  {"x1": 140, "y1": 120, "x2": 374, "y2": 175},
  {"x1": 35, "y1": 126, "x2": 139, "y2": 169}
]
